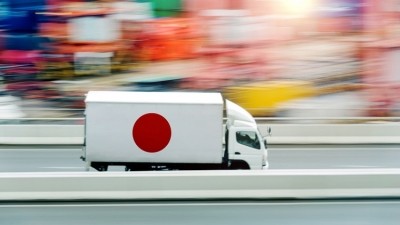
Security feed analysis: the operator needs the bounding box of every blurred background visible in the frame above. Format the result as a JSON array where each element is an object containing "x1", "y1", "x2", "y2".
[{"x1": 0, "y1": 0, "x2": 399, "y2": 122}]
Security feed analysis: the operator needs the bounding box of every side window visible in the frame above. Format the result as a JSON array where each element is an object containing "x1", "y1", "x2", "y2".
[{"x1": 236, "y1": 131, "x2": 260, "y2": 149}]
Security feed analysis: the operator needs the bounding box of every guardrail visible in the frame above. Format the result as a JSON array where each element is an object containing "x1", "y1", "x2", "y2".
[
  {"x1": 256, "y1": 117, "x2": 400, "y2": 124},
  {"x1": 1, "y1": 169, "x2": 400, "y2": 201},
  {"x1": 1, "y1": 122, "x2": 399, "y2": 145}
]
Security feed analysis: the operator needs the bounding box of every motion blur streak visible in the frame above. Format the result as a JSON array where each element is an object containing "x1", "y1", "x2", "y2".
[{"x1": 0, "y1": 0, "x2": 398, "y2": 120}]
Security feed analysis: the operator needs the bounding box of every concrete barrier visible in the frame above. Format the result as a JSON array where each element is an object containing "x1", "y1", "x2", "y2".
[
  {"x1": 0, "y1": 169, "x2": 400, "y2": 201},
  {"x1": 0, "y1": 123, "x2": 399, "y2": 145},
  {"x1": 264, "y1": 123, "x2": 400, "y2": 144},
  {"x1": 0, "y1": 125, "x2": 84, "y2": 145}
]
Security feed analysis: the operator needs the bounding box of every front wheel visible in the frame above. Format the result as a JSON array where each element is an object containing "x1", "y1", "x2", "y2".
[{"x1": 229, "y1": 161, "x2": 250, "y2": 170}]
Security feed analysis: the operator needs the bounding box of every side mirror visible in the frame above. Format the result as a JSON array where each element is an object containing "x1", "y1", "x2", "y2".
[{"x1": 268, "y1": 127, "x2": 272, "y2": 136}]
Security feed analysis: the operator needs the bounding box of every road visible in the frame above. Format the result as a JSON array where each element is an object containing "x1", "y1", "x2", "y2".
[
  {"x1": 0, "y1": 144, "x2": 399, "y2": 172},
  {"x1": 1, "y1": 200, "x2": 399, "y2": 225},
  {"x1": 1, "y1": 145, "x2": 399, "y2": 224}
]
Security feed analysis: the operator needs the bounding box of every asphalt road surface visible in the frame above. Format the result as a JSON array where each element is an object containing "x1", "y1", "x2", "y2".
[
  {"x1": 0, "y1": 144, "x2": 399, "y2": 172},
  {"x1": 1, "y1": 200, "x2": 400, "y2": 225}
]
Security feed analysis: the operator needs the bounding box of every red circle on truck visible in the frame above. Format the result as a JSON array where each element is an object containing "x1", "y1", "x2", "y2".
[{"x1": 132, "y1": 113, "x2": 171, "y2": 153}]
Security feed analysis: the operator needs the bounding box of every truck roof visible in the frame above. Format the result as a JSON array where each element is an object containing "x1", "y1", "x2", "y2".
[{"x1": 85, "y1": 91, "x2": 224, "y2": 105}]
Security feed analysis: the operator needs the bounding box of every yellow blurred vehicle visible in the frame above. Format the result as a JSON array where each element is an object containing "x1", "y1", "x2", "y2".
[{"x1": 223, "y1": 80, "x2": 316, "y2": 116}]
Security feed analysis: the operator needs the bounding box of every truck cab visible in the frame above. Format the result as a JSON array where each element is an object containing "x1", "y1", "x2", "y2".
[{"x1": 225, "y1": 100, "x2": 268, "y2": 169}]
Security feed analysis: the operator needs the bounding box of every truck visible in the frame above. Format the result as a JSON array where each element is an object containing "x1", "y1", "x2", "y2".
[{"x1": 82, "y1": 91, "x2": 268, "y2": 171}]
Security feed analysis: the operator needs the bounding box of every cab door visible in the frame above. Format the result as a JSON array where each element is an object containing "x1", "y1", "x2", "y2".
[{"x1": 229, "y1": 128, "x2": 264, "y2": 169}]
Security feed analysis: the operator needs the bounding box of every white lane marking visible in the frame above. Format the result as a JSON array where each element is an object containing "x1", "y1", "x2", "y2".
[{"x1": 1, "y1": 201, "x2": 400, "y2": 208}]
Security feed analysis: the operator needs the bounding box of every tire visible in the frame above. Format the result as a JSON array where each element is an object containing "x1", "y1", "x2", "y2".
[
  {"x1": 97, "y1": 165, "x2": 108, "y2": 171},
  {"x1": 92, "y1": 163, "x2": 108, "y2": 172},
  {"x1": 229, "y1": 161, "x2": 250, "y2": 170}
]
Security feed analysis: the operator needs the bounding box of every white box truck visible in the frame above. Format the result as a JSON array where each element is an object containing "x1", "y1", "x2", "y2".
[{"x1": 82, "y1": 91, "x2": 268, "y2": 171}]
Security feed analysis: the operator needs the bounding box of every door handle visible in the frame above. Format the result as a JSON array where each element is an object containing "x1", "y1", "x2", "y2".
[{"x1": 235, "y1": 152, "x2": 241, "y2": 155}]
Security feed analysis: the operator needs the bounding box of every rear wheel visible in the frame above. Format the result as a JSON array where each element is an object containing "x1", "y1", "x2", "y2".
[
  {"x1": 92, "y1": 163, "x2": 108, "y2": 171},
  {"x1": 125, "y1": 165, "x2": 152, "y2": 171}
]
